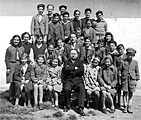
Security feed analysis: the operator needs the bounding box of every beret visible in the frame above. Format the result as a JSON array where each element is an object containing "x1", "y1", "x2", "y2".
[{"x1": 126, "y1": 48, "x2": 136, "y2": 54}]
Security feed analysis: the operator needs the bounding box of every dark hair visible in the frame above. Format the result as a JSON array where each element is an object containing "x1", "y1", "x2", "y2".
[
  {"x1": 59, "y1": 5, "x2": 67, "y2": 10},
  {"x1": 85, "y1": 19, "x2": 92, "y2": 24},
  {"x1": 20, "y1": 53, "x2": 30, "y2": 64},
  {"x1": 63, "y1": 11, "x2": 69, "y2": 17},
  {"x1": 37, "y1": 4, "x2": 45, "y2": 10},
  {"x1": 53, "y1": 13, "x2": 60, "y2": 18},
  {"x1": 104, "y1": 32, "x2": 114, "y2": 44},
  {"x1": 35, "y1": 34, "x2": 44, "y2": 45},
  {"x1": 109, "y1": 40, "x2": 117, "y2": 46},
  {"x1": 74, "y1": 10, "x2": 81, "y2": 16},
  {"x1": 97, "y1": 39, "x2": 105, "y2": 44},
  {"x1": 85, "y1": 8, "x2": 92, "y2": 13},
  {"x1": 104, "y1": 55, "x2": 113, "y2": 64},
  {"x1": 10, "y1": 35, "x2": 21, "y2": 47},
  {"x1": 84, "y1": 36, "x2": 91, "y2": 41},
  {"x1": 117, "y1": 44, "x2": 125, "y2": 50},
  {"x1": 70, "y1": 49, "x2": 79, "y2": 55},
  {"x1": 50, "y1": 57, "x2": 61, "y2": 66},
  {"x1": 46, "y1": 4, "x2": 54, "y2": 9},
  {"x1": 96, "y1": 10, "x2": 103, "y2": 16},
  {"x1": 36, "y1": 54, "x2": 46, "y2": 64},
  {"x1": 21, "y1": 32, "x2": 31, "y2": 40}
]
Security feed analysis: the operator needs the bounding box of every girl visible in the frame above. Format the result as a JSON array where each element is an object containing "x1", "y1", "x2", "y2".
[
  {"x1": 48, "y1": 13, "x2": 64, "y2": 47},
  {"x1": 84, "y1": 57, "x2": 100, "y2": 109},
  {"x1": 31, "y1": 54, "x2": 47, "y2": 109},
  {"x1": 13, "y1": 53, "x2": 32, "y2": 107},
  {"x1": 98, "y1": 56, "x2": 117, "y2": 114},
  {"x1": 46, "y1": 58, "x2": 62, "y2": 110},
  {"x1": 5, "y1": 35, "x2": 24, "y2": 101},
  {"x1": 120, "y1": 48, "x2": 140, "y2": 114}
]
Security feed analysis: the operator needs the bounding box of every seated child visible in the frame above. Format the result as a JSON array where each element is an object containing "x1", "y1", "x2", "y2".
[
  {"x1": 13, "y1": 53, "x2": 33, "y2": 107},
  {"x1": 98, "y1": 56, "x2": 117, "y2": 114},
  {"x1": 84, "y1": 57, "x2": 100, "y2": 109},
  {"x1": 46, "y1": 58, "x2": 62, "y2": 110},
  {"x1": 31, "y1": 54, "x2": 47, "y2": 109}
]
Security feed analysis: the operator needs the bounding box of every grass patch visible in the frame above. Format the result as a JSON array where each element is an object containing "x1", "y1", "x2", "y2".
[
  {"x1": 0, "y1": 115, "x2": 35, "y2": 120},
  {"x1": 53, "y1": 111, "x2": 64, "y2": 118},
  {"x1": 66, "y1": 114, "x2": 77, "y2": 120},
  {"x1": 86, "y1": 110, "x2": 96, "y2": 116}
]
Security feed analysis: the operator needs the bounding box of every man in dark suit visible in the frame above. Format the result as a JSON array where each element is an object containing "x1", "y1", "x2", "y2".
[
  {"x1": 63, "y1": 32, "x2": 84, "y2": 62},
  {"x1": 62, "y1": 49, "x2": 85, "y2": 116}
]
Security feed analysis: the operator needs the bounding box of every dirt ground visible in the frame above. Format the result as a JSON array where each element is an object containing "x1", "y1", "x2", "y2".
[{"x1": 0, "y1": 90, "x2": 141, "y2": 120}]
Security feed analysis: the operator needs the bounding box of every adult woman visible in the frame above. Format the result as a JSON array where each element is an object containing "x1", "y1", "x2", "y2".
[{"x1": 5, "y1": 35, "x2": 24, "y2": 101}]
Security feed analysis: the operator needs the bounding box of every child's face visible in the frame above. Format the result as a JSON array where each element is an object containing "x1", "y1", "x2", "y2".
[
  {"x1": 53, "y1": 16, "x2": 59, "y2": 23},
  {"x1": 60, "y1": 7, "x2": 66, "y2": 14},
  {"x1": 21, "y1": 57, "x2": 28, "y2": 65},
  {"x1": 13, "y1": 37, "x2": 20, "y2": 46},
  {"x1": 37, "y1": 37, "x2": 43, "y2": 44},
  {"x1": 96, "y1": 13, "x2": 103, "y2": 20},
  {"x1": 106, "y1": 35, "x2": 112, "y2": 42},
  {"x1": 63, "y1": 14, "x2": 69, "y2": 21},
  {"x1": 85, "y1": 11, "x2": 91, "y2": 18},
  {"x1": 126, "y1": 53, "x2": 134, "y2": 61},
  {"x1": 118, "y1": 47, "x2": 125, "y2": 55},
  {"x1": 47, "y1": 5, "x2": 54, "y2": 15},
  {"x1": 74, "y1": 11, "x2": 80, "y2": 19},
  {"x1": 92, "y1": 59, "x2": 99, "y2": 67},
  {"x1": 38, "y1": 7, "x2": 44, "y2": 15},
  {"x1": 105, "y1": 59, "x2": 111, "y2": 67},
  {"x1": 23, "y1": 34, "x2": 30, "y2": 42},
  {"x1": 86, "y1": 21, "x2": 92, "y2": 28},
  {"x1": 70, "y1": 34, "x2": 77, "y2": 43},
  {"x1": 98, "y1": 42, "x2": 104, "y2": 48},
  {"x1": 57, "y1": 40, "x2": 63, "y2": 48},
  {"x1": 37, "y1": 57, "x2": 44, "y2": 65},
  {"x1": 85, "y1": 39, "x2": 91, "y2": 47},
  {"x1": 109, "y1": 43, "x2": 116, "y2": 52},
  {"x1": 52, "y1": 59, "x2": 58, "y2": 67}
]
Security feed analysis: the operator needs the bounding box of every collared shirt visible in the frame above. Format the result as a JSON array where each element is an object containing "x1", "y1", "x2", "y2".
[
  {"x1": 71, "y1": 42, "x2": 76, "y2": 49},
  {"x1": 22, "y1": 63, "x2": 28, "y2": 76}
]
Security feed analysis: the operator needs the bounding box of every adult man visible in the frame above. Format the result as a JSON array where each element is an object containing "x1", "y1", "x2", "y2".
[
  {"x1": 62, "y1": 49, "x2": 85, "y2": 116},
  {"x1": 63, "y1": 33, "x2": 84, "y2": 61},
  {"x1": 59, "y1": 5, "x2": 67, "y2": 21},
  {"x1": 31, "y1": 4, "x2": 48, "y2": 44},
  {"x1": 46, "y1": 4, "x2": 54, "y2": 22}
]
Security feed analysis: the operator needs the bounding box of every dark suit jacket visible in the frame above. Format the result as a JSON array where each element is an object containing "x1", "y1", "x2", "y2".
[
  {"x1": 62, "y1": 59, "x2": 84, "y2": 85},
  {"x1": 31, "y1": 14, "x2": 48, "y2": 36},
  {"x1": 13, "y1": 64, "x2": 33, "y2": 92},
  {"x1": 63, "y1": 43, "x2": 84, "y2": 61},
  {"x1": 83, "y1": 46, "x2": 95, "y2": 64},
  {"x1": 120, "y1": 59, "x2": 140, "y2": 80}
]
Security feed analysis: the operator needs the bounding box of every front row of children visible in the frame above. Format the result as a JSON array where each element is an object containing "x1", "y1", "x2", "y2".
[{"x1": 13, "y1": 47, "x2": 139, "y2": 114}]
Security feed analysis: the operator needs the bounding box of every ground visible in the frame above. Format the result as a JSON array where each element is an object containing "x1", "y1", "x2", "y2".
[{"x1": 0, "y1": 90, "x2": 141, "y2": 120}]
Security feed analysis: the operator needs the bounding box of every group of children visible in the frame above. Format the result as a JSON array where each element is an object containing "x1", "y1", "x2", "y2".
[{"x1": 5, "y1": 3, "x2": 140, "y2": 115}]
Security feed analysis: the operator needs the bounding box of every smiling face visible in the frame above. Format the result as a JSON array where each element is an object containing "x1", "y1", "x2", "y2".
[
  {"x1": 52, "y1": 58, "x2": 59, "y2": 67},
  {"x1": 85, "y1": 11, "x2": 91, "y2": 19},
  {"x1": 105, "y1": 58, "x2": 111, "y2": 67},
  {"x1": 60, "y1": 7, "x2": 66, "y2": 14},
  {"x1": 21, "y1": 57, "x2": 28, "y2": 65},
  {"x1": 109, "y1": 43, "x2": 116, "y2": 52},
  {"x1": 70, "y1": 50, "x2": 78, "y2": 60},
  {"x1": 70, "y1": 34, "x2": 77, "y2": 43},
  {"x1": 96, "y1": 13, "x2": 103, "y2": 21},
  {"x1": 74, "y1": 11, "x2": 80, "y2": 19},
  {"x1": 13, "y1": 36, "x2": 20, "y2": 46},
  {"x1": 47, "y1": 5, "x2": 54, "y2": 15},
  {"x1": 85, "y1": 38, "x2": 91, "y2": 47},
  {"x1": 37, "y1": 57, "x2": 44, "y2": 65},
  {"x1": 23, "y1": 34, "x2": 30, "y2": 42},
  {"x1": 37, "y1": 36, "x2": 43, "y2": 44}
]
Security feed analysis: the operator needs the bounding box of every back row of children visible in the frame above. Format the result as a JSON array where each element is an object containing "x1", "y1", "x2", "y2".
[
  {"x1": 31, "y1": 4, "x2": 107, "y2": 47},
  {"x1": 5, "y1": 31, "x2": 140, "y2": 114}
]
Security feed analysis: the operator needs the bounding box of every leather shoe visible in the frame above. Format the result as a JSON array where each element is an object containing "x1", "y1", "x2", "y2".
[
  {"x1": 127, "y1": 106, "x2": 133, "y2": 114},
  {"x1": 123, "y1": 106, "x2": 127, "y2": 113},
  {"x1": 78, "y1": 108, "x2": 85, "y2": 116},
  {"x1": 102, "y1": 108, "x2": 107, "y2": 114}
]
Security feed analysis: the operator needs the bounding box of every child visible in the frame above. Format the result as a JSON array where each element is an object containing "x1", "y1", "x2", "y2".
[
  {"x1": 84, "y1": 58, "x2": 100, "y2": 109},
  {"x1": 48, "y1": 13, "x2": 64, "y2": 47},
  {"x1": 46, "y1": 58, "x2": 62, "y2": 110},
  {"x1": 61, "y1": 11, "x2": 74, "y2": 44},
  {"x1": 13, "y1": 53, "x2": 32, "y2": 107},
  {"x1": 31, "y1": 54, "x2": 47, "y2": 109},
  {"x1": 83, "y1": 19, "x2": 96, "y2": 46},
  {"x1": 114, "y1": 44, "x2": 126, "y2": 108},
  {"x1": 76, "y1": 27, "x2": 84, "y2": 45},
  {"x1": 120, "y1": 48, "x2": 140, "y2": 113},
  {"x1": 95, "y1": 39, "x2": 106, "y2": 64},
  {"x1": 98, "y1": 56, "x2": 117, "y2": 114}
]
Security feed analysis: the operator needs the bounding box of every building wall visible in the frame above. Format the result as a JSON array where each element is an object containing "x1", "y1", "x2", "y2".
[{"x1": 0, "y1": 0, "x2": 141, "y2": 91}]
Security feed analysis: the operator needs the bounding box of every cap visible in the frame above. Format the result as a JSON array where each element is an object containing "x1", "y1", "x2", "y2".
[
  {"x1": 59, "y1": 5, "x2": 67, "y2": 10},
  {"x1": 126, "y1": 48, "x2": 136, "y2": 54}
]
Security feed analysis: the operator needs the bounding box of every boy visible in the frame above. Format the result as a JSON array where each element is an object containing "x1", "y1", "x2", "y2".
[
  {"x1": 59, "y1": 5, "x2": 67, "y2": 21},
  {"x1": 31, "y1": 4, "x2": 48, "y2": 44},
  {"x1": 61, "y1": 11, "x2": 74, "y2": 44},
  {"x1": 81, "y1": 8, "x2": 94, "y2": 29},
  {"x1": 93, "y1": 10, "x2": 107, "y2": 40},
  {"x1": 120, "y1": 48, "x2": 140, "y2": 113},
  {"x1": 46, "y1": 4, "x2": 54, "y2": 22}
]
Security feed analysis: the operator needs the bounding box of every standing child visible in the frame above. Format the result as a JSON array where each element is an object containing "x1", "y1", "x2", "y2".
[
  {"x1": 98, "y1": 56, "x2": 117, "y2": 114},
  {"x1": 13, "y1": 53, "x2": 33, "y2": 107},
  {"x1": 120, "y1": 48, "x2": 140, "y2": 113},
  {"x1": 46, "y1": 58, "x2": 62, "y2": 110},
  {"x1": 83, "y1": 19, "x2": 96, "y2": 46},
  {"x1": 48, "y1": 13, "x2": 64, "y2": 47},
  {"x1": 84, "y1": 58, "x2": 100, "y2": 109},
  {"x1": 31, "y1": 54, "x2": 47, "y2": 109}
]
